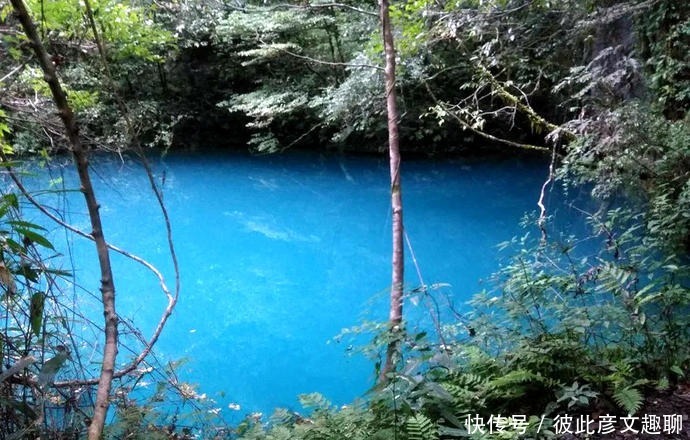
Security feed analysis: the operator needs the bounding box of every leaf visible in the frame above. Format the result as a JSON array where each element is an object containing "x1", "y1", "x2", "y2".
[
  {"x1": 7, "y1": 220, "x2": 47, "y2": 230},
  {"x1": 2, "y1": 238, "x2": 23, "y2": 253},
  {"x1": 29, "y1": 292, "x2": 45, "y2": 337},
  {"x1": 38, "y1": 348, "x2": 70, "y2": 388},
  {"x1": 20, "y1": 265, "x2": 40, "y2": 283},
  {"x1": 670, "y1": 365, "x2": 685, "y2": 378},
  {"x1": 613, "y1": 386, "x2": 643, "y2": 414},
  {"x1": 13, "y1": 227, "x2": 54, "y2": 250},
  {"x1": 0, "y1": 260, "x2": 16, "y2": 295},
  {"x1": 43, "y1": 268, "x2": 72, "y2": 277},
  {"x1": 0, "y1": 195, "x2": 14, "y2": 218},
  {"x1": 3, "y1": 193, "x2": 19, "y2": 209},
  {"x1": 406, "y1": 413, "x2": 438, "y2": 440}
]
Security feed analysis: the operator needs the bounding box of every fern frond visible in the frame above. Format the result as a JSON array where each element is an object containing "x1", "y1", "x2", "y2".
[
  {"x1": 489, "y1": 369, "x2": 539, "y2": 388},
  {"x1": 454, "y1": 373, "x2": 486, "y2": 389},
  {"x1": 613, "y1": 386, "x2": 643, "y2": 414},
  {"x1": 298, "y1": 392, "x2": 332, "y2": 412},
  {"x1": 406, "y1": 414, "x2": 438, "y2": 440}
]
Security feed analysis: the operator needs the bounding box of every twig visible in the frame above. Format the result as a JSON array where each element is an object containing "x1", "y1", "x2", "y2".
[
  {"x1": 238, "y1": 2, "x2": 377, "y2": 17},
  {"x1": 404, "y1": 230, "x2": 448, "y2": 348},
  {"x1": 2, "y1": 165, "x2": 177, "y2": 387},
  {"x1": 425, "y1": 83, "x2": 549, "y2": 152},
  {"x1": 281, "y1": 122, "x2": 324, "y2": 151},
  {"x1": 537, "y1": 143, "x2": 557, "y2": 242},
  {"x1": 272, "y1": 44, "x2": 383, "y2": 71},
  {"x1": 0, "y1": 64, "x2": 25, "y2": 83},
  {"x1": 476, "y1": 62, "x2": 574, "y2": 139}
]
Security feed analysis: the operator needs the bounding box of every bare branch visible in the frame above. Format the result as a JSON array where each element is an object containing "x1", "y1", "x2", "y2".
[
  {"x1": 537, "y1": 144, "x2": 557, "y2": 242},
  {"x1": 476, "y1": 63, "x2": 566, "y2": 135},
  {"x1": 272, "y1": 43, "x2": 383, "y2": 70},
  {"x1": 238, "y1": 2, "x2": 377, "y2": 17},
  {"x1": 0, "y1": 356, "x2": 37, "y2": 383},
  {"x1": 2, "y1": 165, "x2": 176, "y2": 388}
]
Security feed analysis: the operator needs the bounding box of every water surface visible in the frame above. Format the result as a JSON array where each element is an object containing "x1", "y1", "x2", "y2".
[{"x1": 15, "y1": 151, "x2": 560, "y2": 419}]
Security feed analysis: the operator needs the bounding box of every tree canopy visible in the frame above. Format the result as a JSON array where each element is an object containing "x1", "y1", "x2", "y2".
[{"x1": 1, "y1": 0, "x2": 689, "y2": 437}]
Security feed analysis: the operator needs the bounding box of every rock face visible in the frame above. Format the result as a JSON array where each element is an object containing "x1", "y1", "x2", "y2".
[{"x1": 587, "y1": 13, "x2": 645, "y2": 105}]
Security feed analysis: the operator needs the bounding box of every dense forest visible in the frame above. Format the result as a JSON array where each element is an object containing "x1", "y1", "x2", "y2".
[{"x1": 1, "y1": 0, "x2": 689, "y2": 438}]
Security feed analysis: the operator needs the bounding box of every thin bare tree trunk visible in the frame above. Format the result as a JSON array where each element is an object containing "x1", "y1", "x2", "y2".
[
  {"x1": 9, "y1": 1, "x2": 118, "y2": 437},
  {"x1": 379, "y1": 0, "x2": 404, "y2": 383}
]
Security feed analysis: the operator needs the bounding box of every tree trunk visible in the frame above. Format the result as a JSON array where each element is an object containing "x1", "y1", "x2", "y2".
[
  {"x1": 378, "y1": 0, "x2": 404, "y2": 383},
  {"x1": 9, "y1": 1, "x2": 118, "y2": 438}
]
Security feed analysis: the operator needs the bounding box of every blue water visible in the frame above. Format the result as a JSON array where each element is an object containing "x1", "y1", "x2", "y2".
[{"x1": 11, "y1": 151, "x2": 564, "y2": 420}]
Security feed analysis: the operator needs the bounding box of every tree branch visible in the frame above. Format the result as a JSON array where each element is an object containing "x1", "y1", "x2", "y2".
[
  {"x1": 270, "y1": 43, "x2": 383, "y2": 71},
  {"x1": 238, "y1": 2, "x2": 377, "y2": 17},
  {"x1": 537, "y1": 143, "x2": 557, "y2": 242},
  {"x1": 2, "y1": 165, "x2": 177, "y2": 388},
  {"x1": 8, "y1": 1, "x2": 119, "y2": 437},
  {"x1": 82, "y1": 0, "x2": 180, "y2": 306},
  {"x1": 424, "y1": 83, "x2": 550, "y2": 152},
  {"x1": 475, "y1": 62, "x2": 575, "y2": 141}
]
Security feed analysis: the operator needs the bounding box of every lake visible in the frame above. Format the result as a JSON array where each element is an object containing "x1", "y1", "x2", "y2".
[{"x1": 10, "y1": 150, "x2": 569, "y2": 422}]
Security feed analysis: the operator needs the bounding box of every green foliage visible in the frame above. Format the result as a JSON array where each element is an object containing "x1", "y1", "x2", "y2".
[
  {"x1": 0, "y1": 188, "x2": 84, "y2": 437},
  {"x1": 217, "y1": 9, "x2": 337, "y2": 42},
  {"x1": 561, "y1": 103, "x2": 690, "y2": 251},
  {"x1": 389, "y1": 0, "x2": 433, "y2": 58},
  {"x1": 556, "y1": 381, "x2": 598, "y2": 410},
  {"x1": 637, "y1": 0, "x2": 690, "y2": 118},
  {"x1": 612, "y1": 386, "x2": 643, "y2": 415},
  {"x1": 0, "y1": 109, "x2": 11, "y2": 154},
  {"x1": 29, "y1": 291, "x2": 45, "y2": 337},
  {"x1": 236, "y1": 394, "x2": 381, "y2": 440},
  {"x1": 1, "y1": 0, "x2": 179, "y2": 155},
  {"x1": 0, "y1": 194, "x2": 58, "y2": 340},
  {"x1": 314, "y1": 56, "x2": 385, "y2": 144},
  {"x1": 219, "y1": 90, "x2": 309, "y2": 130},
  {"x1": 406, "y1": 413, "x2": 438, "y2": 440},
  {"x1": 25, "y1": 0, "x2": 173, "y2": 61},
  {"x1": 210, "y1": 4, "x2": 377, "y2": 151}
]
